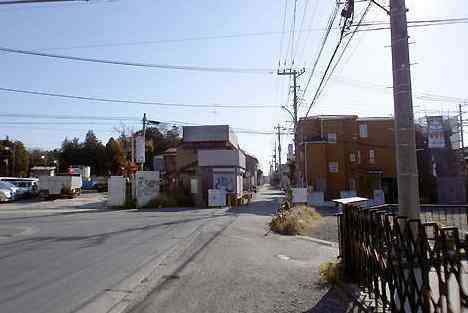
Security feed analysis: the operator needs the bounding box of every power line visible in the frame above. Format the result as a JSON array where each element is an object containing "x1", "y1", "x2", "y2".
[
  {"x1": 289, "y1": 0, "x2": 298, "y2": 65},
  {"x1": 305, "y1": 2, "x2": 372, "y2": 117},
  {"x1": 296, "y1": 0, "x2": 320, "y2": 65},
  {"x1": 0, "y1": 46, "x2": 274, "y2": 74},
  {"x1": 302, "y1": 2, "x2": 340, "y2": 98},
  {"x1": 292, "y1": 0, "x2": 310, "y2": 63},
  {"x1": 0, "y1": 0, "x2": 86, "y2": 4},
  {"x1": 0, "y1": 86, "x2": 280, "y2": 109},
  {"x1": 316, "y1": 4, "x2": 373, "y2": 102},
  {"x1": 17, "y1": 17, "x2": 467, "y2": 52},
  {"x1": 0, "y1": 113, "x2": 281, "y2": 135},
  {"x1": 0, "y1": 113, "x2": 138, "y2": 121},
  {"x1": 277, "y1": 0, "x2": 289, "y2": 67}
]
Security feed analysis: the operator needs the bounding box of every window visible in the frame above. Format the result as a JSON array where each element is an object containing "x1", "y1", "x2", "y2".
[
  {"x1": 328, "y1": 162, "x2": 339, "y2": 173},
  {"x1": 359, "y1": 124, "x2": 368, "y2": 138},
  {"x1": 369, "y1": 150, "x2": 375, "y2": 164},
  {"x1": 327, "y1": 133, "x2": 337, "y2": 143},
  {"x1": 349, "y1": 153, "x2": 356, "y2": 162},
  {"x1": 349, "y1": 178, "x2": 356, "y2": 191},
  {"x1": 357, "y1": 150, "x2": 361, "y2": 164}
]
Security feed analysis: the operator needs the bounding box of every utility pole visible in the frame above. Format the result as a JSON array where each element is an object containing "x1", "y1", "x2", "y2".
[
  {"x1": 278, "y1": 68, "x2": 305, "y2": 185},
  {"x1": 275, "y1": 124, "x2": 282, "y2": 168},
  {"x1": 273, "y1": 142, "x2": 277, "y2": 173},
  {"x1": 459, "y1": 103, "x2": 464, "y2": 150},
  {"x1": 390, "y1": 0, "x2": 420, "y2": 219},
  {"x1": 139, "y1": 113, "x2": 147, "y2": 171}
]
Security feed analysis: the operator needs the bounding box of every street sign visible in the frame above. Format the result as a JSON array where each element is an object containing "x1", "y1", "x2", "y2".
[{"x1": 135, "y1": 136, "x2": 145, "y2": 163}]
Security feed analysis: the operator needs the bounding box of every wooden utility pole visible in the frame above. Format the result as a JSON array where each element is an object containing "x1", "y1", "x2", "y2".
[
  {"x1": 278, "y1": 68, "x2": 305, "y2": 185},
  {"x1": 275, "y1": 124, "x2": 282, "y2": 168},
  {"x1": 390, "y1": 0, "x2": 420, "y2": 218},
  {"x1": 140, "y1": 113, "x2": 147, "y2": 171}
]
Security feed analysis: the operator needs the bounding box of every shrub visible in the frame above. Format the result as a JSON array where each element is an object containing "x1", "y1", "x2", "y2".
[
  {"x1": 319, "y1": 261, "x2": 344, "y2": 285},
  {"x1": 269, "y1": 205, "x2": 321, "y2": 235},
  {"x1": 123, "y1": 198, "x2": 137, "y2": 210},
  {"x1": 148, "y1": 193, "x2": 178, "y2": 208}
]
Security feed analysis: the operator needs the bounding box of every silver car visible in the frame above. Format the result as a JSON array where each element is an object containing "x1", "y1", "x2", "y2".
[{"x1": 0, "y1": 181, "x2": 16, "y2": 202}]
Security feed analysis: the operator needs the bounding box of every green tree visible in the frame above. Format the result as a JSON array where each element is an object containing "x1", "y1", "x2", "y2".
[
  {"x1": 0, "y1": 139, "x2": 30, "y2": 177},
  {"x1": 105, "y1": 137, "x2": 127, "y2": 175}
]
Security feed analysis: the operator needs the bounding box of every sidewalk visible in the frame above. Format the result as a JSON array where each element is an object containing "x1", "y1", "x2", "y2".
[{"x1": 128, "y1": 186, "x2": 342, "y2": 313}]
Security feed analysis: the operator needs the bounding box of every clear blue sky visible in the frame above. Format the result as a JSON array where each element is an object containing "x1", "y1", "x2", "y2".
[{"x1": 0, "y1": 0, "x2": 467, "y2": 172}]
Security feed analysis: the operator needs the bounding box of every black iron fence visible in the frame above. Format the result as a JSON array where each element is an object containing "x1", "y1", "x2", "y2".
[
  {"x1": 379, "y1": 204, "x2": 468, "y2": 239},
  {"x1": 338, "y1": 203, "x2": 467, "y2": 313}
]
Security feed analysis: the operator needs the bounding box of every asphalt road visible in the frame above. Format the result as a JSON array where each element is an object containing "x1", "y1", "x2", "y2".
[{"x1": 0, "y1": 202, "x2": 231, "y2": 313}]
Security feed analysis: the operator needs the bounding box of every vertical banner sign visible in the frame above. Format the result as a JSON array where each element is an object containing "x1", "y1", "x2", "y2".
[
  {"x1": 427, "y1": 116, "x2": 445, "y2": 148},
  {"x1": 135, "y1": 136, "x2": 145, "y2": 163}
]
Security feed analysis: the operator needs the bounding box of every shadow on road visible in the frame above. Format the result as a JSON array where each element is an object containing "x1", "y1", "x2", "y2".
[{"x1": 302, "y1": 287, "x2": 358, "y2": 313}]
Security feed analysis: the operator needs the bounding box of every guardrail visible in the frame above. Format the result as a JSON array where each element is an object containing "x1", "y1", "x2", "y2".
[{"x1": 338, "y1": 203, "x2": 467, "y2": 313}]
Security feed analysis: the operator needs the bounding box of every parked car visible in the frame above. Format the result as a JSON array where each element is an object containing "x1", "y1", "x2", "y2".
[
  {"x1": 0, "y1": 177, "x2": 39, "y2": 198},
  {"x1": 0, "y1": 181, "x2": 18, "y2": 201}
]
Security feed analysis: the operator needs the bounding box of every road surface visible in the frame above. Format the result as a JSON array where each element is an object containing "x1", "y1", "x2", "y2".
[
  {"x1": 0, "y1": 202, "x2": 231, "y2": 313},
  {"x1": 0, "y1": 187, "x2": 339, "y2": 313}
]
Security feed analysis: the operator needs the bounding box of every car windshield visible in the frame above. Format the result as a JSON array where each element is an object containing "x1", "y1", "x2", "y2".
[{"x1": 0, "y1": 181, "x2": 16, "y2": 189}]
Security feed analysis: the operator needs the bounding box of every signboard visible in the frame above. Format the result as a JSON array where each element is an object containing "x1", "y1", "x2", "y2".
[
  {"x1": 328, "y1": 162, "x2": 339, "y2": 173},
  {"x1": 190, "y1": 178, "x2": 198, "y2": 194},
  {"x1": 135, "y1": 171, "x2": 160, "y2": 208},
  {"x1": 340, "y1": 190, "x2": 357, "y2": 199},
  {"x1": 135, "y1": 136, "x2": 146, "y2": 163},
  {"x1": 208, "y1": 189, "x2": 226, "y2": 207},
  {"x1": 213, "y1": 173, "x2": 235, "y2": 193},
  {"x1": 308, "y1": 192, "x2": 325, "y2": 206},
  {"x1": 292, "y1": 188, "x2": 308, "y2": 204},
  {"x1": 109, "y1": 176, "x2": 126, "y2": 207},
  {"x1": 427, "y1": 116, "x2": 445, "y2": 148},
  {"x1": 373, "y1": 189, "x2": 385, "y2": 206}
]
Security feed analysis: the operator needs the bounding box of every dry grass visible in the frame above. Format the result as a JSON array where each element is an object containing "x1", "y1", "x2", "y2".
[
  {"x1": 319, "y1": 261, "x2": 344, "y2": 285},
  {"x1": 270, "y1": 205, "x2": 322, "y2": 236}
]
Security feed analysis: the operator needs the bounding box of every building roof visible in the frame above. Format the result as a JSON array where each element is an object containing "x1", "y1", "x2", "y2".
[
  {"x1": 357, "y1": 117, "x2": 394, "y2": 122},
  {"x1": 30, "y1": 166, "x2": 56, "y2": 170},
  {"x1": 299, "y1": 115, "x2": 358, "y2": 121},
  {"x1": 182, "y1": 125, "x2": 239, "y2": 149}
]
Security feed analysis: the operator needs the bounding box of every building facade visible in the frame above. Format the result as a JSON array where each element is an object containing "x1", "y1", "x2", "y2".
[{"x1": 297, "y1": 115, "x2": 397, "y2": 201}]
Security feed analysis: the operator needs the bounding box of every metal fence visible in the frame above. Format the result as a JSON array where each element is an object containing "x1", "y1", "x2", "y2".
[
  {"x1": 374, "y1": 204, "x2": 468, "y2": 240},
  {"x1": 339, "y1": 203, "x2": 467, "y2": 313}
]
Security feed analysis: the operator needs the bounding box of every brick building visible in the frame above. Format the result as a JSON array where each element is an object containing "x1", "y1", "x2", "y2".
[{"x1": 296, "y1": 115, "x2": 397, "y2": 201}]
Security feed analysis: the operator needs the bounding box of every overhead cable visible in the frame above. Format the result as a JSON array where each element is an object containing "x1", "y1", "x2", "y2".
[
  {"x1": 0, "y1": 86, "x2": 279, "y2": 109},
  {"x1": 0, "y1": 46, "x2": 274, "y2": 74}
]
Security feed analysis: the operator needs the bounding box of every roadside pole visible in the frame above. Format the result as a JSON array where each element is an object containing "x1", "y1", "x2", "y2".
[
  {"x1": 390, "y1": 0, "x2": 420, "y2": 219},
  {"x1": 140, "y1": 113, "x2": 147, "y2": 171},
  {"x1": 459, "y1": 103, "x2": 464, "y2": 149},
  {"x1": 278, "y1": 68, "x2": 305, "y2": 186}
]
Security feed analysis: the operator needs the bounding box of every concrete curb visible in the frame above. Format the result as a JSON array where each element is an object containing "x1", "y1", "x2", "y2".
[{"x1": 295, "y1": 235, "x2": 338, "y2": 248}]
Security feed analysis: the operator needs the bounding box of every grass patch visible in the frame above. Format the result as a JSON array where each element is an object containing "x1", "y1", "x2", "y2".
[{"x1": 269, "y1": 205, "x2": 321, "y2": 235}]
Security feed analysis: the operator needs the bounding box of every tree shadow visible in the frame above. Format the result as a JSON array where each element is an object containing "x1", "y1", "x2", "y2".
[{"x1": 303, "y1": 285, "x2": 374, "y2": 313}]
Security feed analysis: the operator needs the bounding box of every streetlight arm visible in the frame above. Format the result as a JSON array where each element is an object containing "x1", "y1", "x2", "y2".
[{"x1": 281, "y1": 106, "x2": 295, "y2": 121}]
